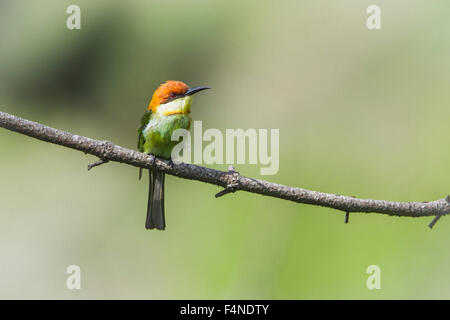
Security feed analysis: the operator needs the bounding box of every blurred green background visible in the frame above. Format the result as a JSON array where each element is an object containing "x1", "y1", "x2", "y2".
[{"x1": 0, "y1": 0, "x2": 449, "y2": 299}]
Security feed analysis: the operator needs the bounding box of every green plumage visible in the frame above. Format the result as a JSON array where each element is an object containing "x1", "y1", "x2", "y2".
[
  {"x1": 138, "y1": 109, "x2": 191, "y2": 230},
  {"x1": 138, "y1": 111, "x2": 191, "y2": 158}
]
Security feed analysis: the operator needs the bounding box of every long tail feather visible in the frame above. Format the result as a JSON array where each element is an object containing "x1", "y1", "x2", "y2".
[{"x1": 145, "y1": 170, "x2": 166, "y2": 230}]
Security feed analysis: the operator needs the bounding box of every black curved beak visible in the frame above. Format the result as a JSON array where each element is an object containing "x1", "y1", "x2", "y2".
[{"x1": 185, "y1": 86, "x2": 211, "y2": 96}]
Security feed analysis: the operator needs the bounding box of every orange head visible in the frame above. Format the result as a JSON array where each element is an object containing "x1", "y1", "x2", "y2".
[{"x1": 148, "y1": 80, "x2": 210, "y2": 112}]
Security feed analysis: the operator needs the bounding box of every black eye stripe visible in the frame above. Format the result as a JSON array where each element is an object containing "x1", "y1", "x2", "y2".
[
  {"x1": 165, "y1": 93, "x2": 182, "y2": 103},
  {"x1": 168, "y1": 92, "x2": 183, "y2": 100}
]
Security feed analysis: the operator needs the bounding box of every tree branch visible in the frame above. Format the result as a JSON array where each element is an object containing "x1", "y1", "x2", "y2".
[{"x1": 1, "y1": 110, "x2": 449, "y2": 223}]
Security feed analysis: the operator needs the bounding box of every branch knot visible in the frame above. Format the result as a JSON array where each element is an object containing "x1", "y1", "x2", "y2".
[
  {"x1": 100, "y1": 140, "x2": 114, "y2": 160},
  {"x1": 87, "y1": 140, "x2": 115, "y2": 171},
  {"x1": 428, "y1": 195, "x2": 450, "y2": 229},
  {"x1": 215, "y1": 166, "x2": 241, "y2": 198}
]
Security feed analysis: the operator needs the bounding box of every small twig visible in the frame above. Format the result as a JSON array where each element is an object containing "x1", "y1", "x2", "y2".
[
  {"x1": 215, "y1": 166, "x2": 240, "y2": 198},
  {"x1": 345, "y1": 211, "x2": 350, "y2": 224},
  {"x1": 428, "y1": 195, "x2": 450, "y2": 229},
  {"x1": 87, "y1": 159, "x2": 109, "y2": 171},
  {"x1": 428, "y1": 215, "x2": 442, "y2": 229},
  {"x1": 215, "y1": 182, "x2": 239, "y2": 198}
]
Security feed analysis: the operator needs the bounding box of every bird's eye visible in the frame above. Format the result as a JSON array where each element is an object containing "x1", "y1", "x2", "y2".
[{"x1": 170, "y1": 93, "x2": 176, "y2": 99}]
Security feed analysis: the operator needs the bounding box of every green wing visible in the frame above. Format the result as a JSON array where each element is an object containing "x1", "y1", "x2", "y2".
[
  {"x1": 138, "y1": 110, "x2": 152, "y2": 180},
  {"x1": 138, "y1": 110, "x2": 152, "y2": 152}
]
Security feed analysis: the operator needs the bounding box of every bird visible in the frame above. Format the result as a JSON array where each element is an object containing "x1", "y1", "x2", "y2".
[{"x1": 138, "y1": 80, "x2": 210, "y2": 230}]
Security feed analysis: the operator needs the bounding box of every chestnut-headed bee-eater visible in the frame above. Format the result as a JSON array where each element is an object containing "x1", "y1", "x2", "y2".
[{"x1": 138, "y1": 80, "x2": 210, "y2": 230}]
